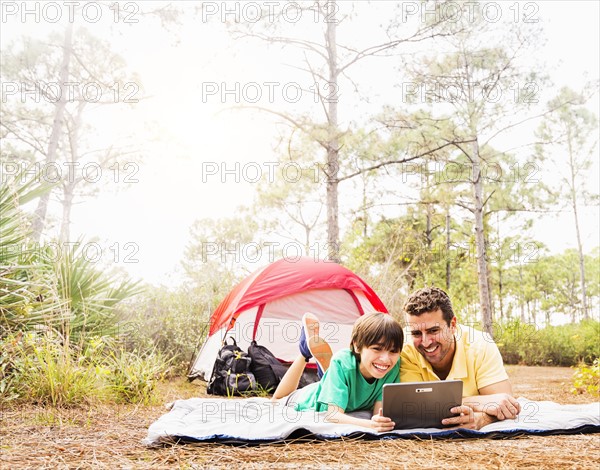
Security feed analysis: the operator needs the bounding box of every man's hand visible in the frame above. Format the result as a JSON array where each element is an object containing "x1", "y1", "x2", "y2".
[
  {"x1": 487, "y1": 393, "x2": 521, "y2": 420},
  {"x1": 370, "y1": 408, "x2": 395, "y2": 433},
  {"x1": 442, "y1": 405, "x2": 495, "y2": 430},
  {"x1": 463, "y1": 393, "x2": 521, "y2": 420},
  {"x1": 441, "y1": 405, "x2": 475, "y2": 427}
]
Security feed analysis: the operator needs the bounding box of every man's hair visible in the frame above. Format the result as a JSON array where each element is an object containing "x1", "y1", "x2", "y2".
[
  {"x1": 350, "y1": 312, "x2": 404, "y2": 359},
  {"x1": 402, "y1": 287, "x2": 455, "y2": 325}
]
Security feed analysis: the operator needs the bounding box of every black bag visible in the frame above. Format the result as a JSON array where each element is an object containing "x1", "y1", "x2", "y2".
[
  {"x1": 206, "y1": 337, "x2": 257, "y2": 396},
  {"x1": 247, "y1": 341, "x2": 319, "y2": 392},
  {"x1": 247, "y1": 340, "x2": 289, "y2": 392}
]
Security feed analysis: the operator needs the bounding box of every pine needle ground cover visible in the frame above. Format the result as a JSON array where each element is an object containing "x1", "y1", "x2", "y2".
[{"x1": 1, "y1": 365, "x2": 599, "y2": 469}]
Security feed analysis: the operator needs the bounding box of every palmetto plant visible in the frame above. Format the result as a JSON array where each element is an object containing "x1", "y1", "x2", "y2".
[
  {"x1": 54, "y1": 241, "x2": 144, "y2": 342},
  {"x1": 1, "y1": 168, "x2": 143, "y2": 341},
  {"x1": 0, "y1": 169, "x2": 60, "y2": 334},
  {"x1": 1, "y1": 170, "x2": 153, "y2": 405}
]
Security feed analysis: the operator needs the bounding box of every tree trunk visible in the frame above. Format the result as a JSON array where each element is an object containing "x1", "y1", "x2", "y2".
[
  {"x1": 496, "y1": 213, "x2": 504, "y2": 320},
  {"x1": 361, "y1": 172, "x2": 368, "y2": 239},
  {"x1": 445, "y1": 209, "x2": 451, "y2": 291},
  {"x1": 60, "y1": 101, "x2": 86, "y2": 242},
  {"x1": 471, "y1": 138, "x2": 493, "y2": 336},
  {"x1": 425, "y1": 202, "x2": 432, "y2": 249},
  {"x1": 60, "y1": 185, "x2": 74, "y2": 242},
  {"x1": 568, "y1": 132, "x2": 588, "y2": 320},
  {"x1": 498, "y1": 265, "x2": 504, "y2": 320},
  {"x1": 32, "y1": 22, "x2": 74, "y2": 241},
  {"x1": 486, "y1": 233, "x2": 495, "y2": 320},
  {"x1": 518, "y1": 263, "x2": 525, "y2": 322},
  {"x1": 570, "y1": 279, "x2": 577, "y2": 323},
  {"x1": 325, "y1": 3, "x2": 340, "y2": 262}
]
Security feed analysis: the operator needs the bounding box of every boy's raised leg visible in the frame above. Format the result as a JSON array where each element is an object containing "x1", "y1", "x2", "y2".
[
  {"x1": 272, "y1": 313, "x2": 334, "y2": 400},
  {"x1": 302, "y1": 313, "x2": 333, "y2": 378},
  {"x1": 272, "y1": 354, "x2": 308, "y2": 400}
]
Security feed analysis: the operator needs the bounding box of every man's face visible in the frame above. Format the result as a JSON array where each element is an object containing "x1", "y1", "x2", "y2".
[{"x1": 406, "y1": 308, "x2": 456, "y2": 372}]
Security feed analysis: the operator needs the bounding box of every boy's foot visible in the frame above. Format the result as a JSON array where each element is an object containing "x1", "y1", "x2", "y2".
[
  {"x1": 299, "y1": 312, "x2": 333, "y2": 378},
  {"x1": 298, "y1": 312, "x2": 319, "y2": 359}
]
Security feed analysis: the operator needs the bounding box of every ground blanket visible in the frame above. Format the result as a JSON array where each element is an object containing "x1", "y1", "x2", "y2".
[{"x1": 143, "y1": 397, "x2": 600, "y2": 445}]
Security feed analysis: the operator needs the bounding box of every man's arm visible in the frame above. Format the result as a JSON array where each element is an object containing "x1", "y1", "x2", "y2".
[
  {"x1": 462, "y1": 379, "x2": 521, "y2": 420},
  {"x1": 442, "y1": 405, "x2": 497, "y2": 430},
  {"x1": 479, "y1": 379, "x2": 513, "y2": 394}
]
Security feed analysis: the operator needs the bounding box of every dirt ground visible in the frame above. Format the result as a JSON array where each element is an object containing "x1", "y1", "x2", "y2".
[{"x1": 1, "y1": 365, "x2": 599, "y2": 469}]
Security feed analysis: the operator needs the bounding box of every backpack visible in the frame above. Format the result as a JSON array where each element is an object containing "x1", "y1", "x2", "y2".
[
  {"x1": 247, "y1": 340, "x2": 289, "y2": 392},
  {"x1": 206, "y1": 337, "x2": 257, "y2": 396}
]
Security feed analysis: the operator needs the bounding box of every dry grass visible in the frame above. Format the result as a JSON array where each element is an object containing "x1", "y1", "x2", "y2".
[{"x1": 1, "y1": 365, "x2": 599, "y2": 469}]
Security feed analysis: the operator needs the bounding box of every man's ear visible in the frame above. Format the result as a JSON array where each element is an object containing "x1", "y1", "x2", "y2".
[{"x1": 449, "y1": 316, "x2": 457, "y2": 329}]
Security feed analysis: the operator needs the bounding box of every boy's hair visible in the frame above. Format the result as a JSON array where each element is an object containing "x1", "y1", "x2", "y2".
[
  {"x1": 402, "y1": 287, "x2": 455, "y2": 325},
  {"x1": 350, "y1": 312, "x2": 404, "y2": 358}
]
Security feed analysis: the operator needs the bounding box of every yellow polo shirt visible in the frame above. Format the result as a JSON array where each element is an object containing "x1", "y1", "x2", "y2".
[{"x1": 400, "y1": 323, "x2": 508, "y2": 397}]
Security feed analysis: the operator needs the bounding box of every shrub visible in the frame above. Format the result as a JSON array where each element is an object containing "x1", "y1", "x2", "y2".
[
  {"x1": 572, "y1": 359, "x2": 600, "y2": 396},
  {"x1": 105, "y1": 348, "x2": 170, "y2": 404},
  {"x1": 497, "y1": 319, "x2": 600, "y2": 366},
  {"x1": 13, "y1": 331, "x2": 106, "y2": 406},
  {"x1": 118, "y1": 287, "x2": 211, "y2": 374},
  {"x1": 0, "y1": 334, "x2": 25, "y2": 402},
  {"x1": 1, "y1": 332, "x2": 171, "y2": 406}
]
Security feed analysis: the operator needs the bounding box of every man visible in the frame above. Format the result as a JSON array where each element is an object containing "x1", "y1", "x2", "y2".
[{"x1": 400, "y1": 286, "x2": 521, "y2": 429}]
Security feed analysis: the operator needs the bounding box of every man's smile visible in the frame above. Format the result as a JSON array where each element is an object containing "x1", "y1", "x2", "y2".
[{"x1": 421, "y1": 344, "x2": 439, "y2": 354}]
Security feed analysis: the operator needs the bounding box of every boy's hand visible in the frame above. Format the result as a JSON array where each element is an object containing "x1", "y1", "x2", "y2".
[{"x1": 370, "y1": 408, "x2": 395, "y2": 433}]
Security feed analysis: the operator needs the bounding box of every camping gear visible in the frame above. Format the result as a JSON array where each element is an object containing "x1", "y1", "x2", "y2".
[
  {"x1": 143, "y1": 397, "x2": 600, "y2": 445},
  {"x1": 188, "y1": 257, "x2": 387, "y2": 381},
  {"x1": 247, "y1": 340, "x2": 288, "y2": 392},
  {"x1": 206, "y1": 337, "x2": 257, "y2": 396}
]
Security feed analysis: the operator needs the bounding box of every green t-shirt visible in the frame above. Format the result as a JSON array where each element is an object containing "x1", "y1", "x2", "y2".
[{"x1": 293, "y1": 348, "x2": 400, "y2": 413}]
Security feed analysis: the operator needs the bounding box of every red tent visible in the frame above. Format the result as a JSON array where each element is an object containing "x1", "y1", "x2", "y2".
[{"x1": 189, "y1": 257, "x2": 388, "y2": 381}]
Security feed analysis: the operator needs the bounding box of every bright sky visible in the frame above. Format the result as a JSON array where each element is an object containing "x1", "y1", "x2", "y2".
[{"x1": 1, "y1": 1, "x2": 598, "y2": 286}]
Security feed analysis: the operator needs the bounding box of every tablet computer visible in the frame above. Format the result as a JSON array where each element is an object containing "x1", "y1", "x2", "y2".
[{"x1": 382, "y1": 380, "x2": 463, "y2": 429}]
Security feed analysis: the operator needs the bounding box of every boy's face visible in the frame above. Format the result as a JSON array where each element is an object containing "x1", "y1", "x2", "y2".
[
  {"x1": 406, "y1": 308, "x2": 456, "y2": 373},
  {"x1": 355, "y1": 343, "x2": 400, "y2": 380}
]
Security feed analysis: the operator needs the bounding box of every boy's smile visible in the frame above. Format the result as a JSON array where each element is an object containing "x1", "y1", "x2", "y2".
[{"x1": 357, "y1": 344, "x2": 399, "y2": 380}]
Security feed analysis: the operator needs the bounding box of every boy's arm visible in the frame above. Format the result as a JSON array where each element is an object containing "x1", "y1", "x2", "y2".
[{"x1": 324, "y1": 403, "x2": 395, "y2": 433}]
